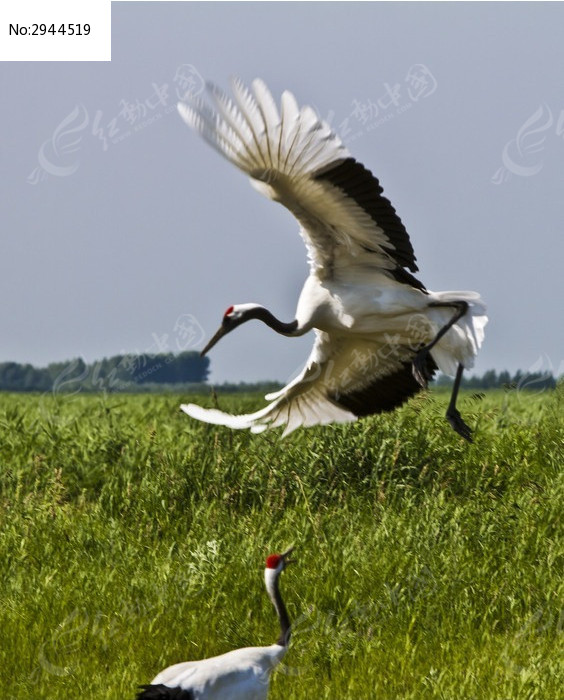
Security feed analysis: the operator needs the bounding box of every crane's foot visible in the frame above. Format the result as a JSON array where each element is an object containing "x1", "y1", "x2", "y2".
[
  {"x1": 446, "y1": 406, "x2": 473, "y2": 442},
  {"x1": 412, "y1": 348, "x2": 434, "y2": 388}
]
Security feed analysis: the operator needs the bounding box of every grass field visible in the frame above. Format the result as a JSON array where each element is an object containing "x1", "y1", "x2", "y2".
[{"x1": 1, "y1": 387, "x2": 562, "y2": 699}]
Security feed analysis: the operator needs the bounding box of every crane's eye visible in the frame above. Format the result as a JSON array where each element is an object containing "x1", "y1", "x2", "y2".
[{"x1": 224, "y1": 305, "x2": 234, "y2": 318}]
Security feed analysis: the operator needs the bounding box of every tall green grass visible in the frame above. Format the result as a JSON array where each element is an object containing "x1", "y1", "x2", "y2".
[{"x1": 0, "y1": 388, "x2": 562, "y2": 698}]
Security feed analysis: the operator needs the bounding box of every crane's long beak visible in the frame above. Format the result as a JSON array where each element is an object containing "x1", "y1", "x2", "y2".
[
  {"x1": 200, "y1": 325, "x2": 228, "y2": 357},
  {"x1": 281, "y1": 545, "x2": 295, "y2": 565}
]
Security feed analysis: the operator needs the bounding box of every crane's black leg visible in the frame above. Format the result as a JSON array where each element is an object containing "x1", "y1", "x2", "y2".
[
  {"x1": 411, "y1": 300, "x2": 473, "y2": 441},
  {"x1": 412, "y1": 301, "x2": 469, "y2": 388},
  {"x1": 446, "y1": 362, "x2": 472, "y2": 442}
]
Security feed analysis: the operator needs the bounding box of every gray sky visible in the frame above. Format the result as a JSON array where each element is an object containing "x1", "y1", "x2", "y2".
[{"x1": 2, "y1": 2, "x2": 563, "y2": 383}]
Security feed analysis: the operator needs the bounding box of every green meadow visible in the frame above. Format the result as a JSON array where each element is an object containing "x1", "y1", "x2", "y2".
[{"x1": 1, "y1": 388, "x2": 562, "y2": 699}]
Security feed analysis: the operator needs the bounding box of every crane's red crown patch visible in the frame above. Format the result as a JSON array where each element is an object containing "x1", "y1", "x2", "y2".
[
  {"x1": 266, "y1": 554, "x2": 282, "y2": 569},
  {"x1": 224, "y1": 305, "x2": 234, "y2": 317}
]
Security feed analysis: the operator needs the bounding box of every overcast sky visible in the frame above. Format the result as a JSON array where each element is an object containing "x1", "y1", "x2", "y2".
[{"x1": 2, "y1": 2, "x2": 563, "y2": 383}]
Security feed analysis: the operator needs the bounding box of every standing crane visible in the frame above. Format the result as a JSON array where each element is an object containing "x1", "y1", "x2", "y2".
[
  {"x1": 178, "y1": 79, "x2": 487, "y2": 441},
  {"x1": 136, "y1": 547, "x2": 294, "y2": 700}
]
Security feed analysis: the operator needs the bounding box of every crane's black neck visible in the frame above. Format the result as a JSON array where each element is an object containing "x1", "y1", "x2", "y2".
[
  {"x1": 245, "y1": 307, "x2": 299, "y2": 337},
  {"x1": 269, "y1": 573, "x2": 291, "y2": 647}
]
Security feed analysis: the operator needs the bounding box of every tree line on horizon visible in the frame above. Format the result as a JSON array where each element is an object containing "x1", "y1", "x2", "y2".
[
  {"x1": 0, "y1": 352, "x2": 210, "y2": 393},
  {"x1": 0, "y1": 355, "x2": 558, "y2": 393},
  {"x1": 434, "y1": 368, "x2": 558, "y2": 391}
]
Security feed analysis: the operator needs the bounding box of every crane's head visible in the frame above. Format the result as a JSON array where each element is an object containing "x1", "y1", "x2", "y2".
[
  {"x1": 200, "y1": 304, "x2": 263, "y2": 356},
  {"x1": 265, "y1": 546, "x2": 295, "y2": 575}
]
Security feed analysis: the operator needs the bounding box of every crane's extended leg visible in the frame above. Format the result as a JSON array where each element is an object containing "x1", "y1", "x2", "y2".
[
  {"x1": 412, "y1": 300, "x2": 469, "y2": 387},
  {"x1": 412, "y1": 300, "x2": 472, "y2": 441},
  {"x1": 445, "y1": 362, "x2": 472, "y2": 442}
]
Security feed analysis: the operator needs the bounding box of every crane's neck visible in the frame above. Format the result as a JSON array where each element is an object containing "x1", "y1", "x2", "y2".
[
  {"x1": 264, "y1": 567, "x2": 291, "y2": 647},
  {"x1": 246, "y1": 306, "x2": 301, "y2": 336}
]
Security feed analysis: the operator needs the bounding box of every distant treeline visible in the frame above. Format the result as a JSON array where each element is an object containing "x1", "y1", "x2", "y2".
[
  {"x1": 0, "y1": 352, "x2": 210, "y2": 393},
  {"x1": 0, "y1": 355, "x2": 558, "y2": 394},
  {"x1": 435, "y1": 369, "x2": 558, "y2": 391}
]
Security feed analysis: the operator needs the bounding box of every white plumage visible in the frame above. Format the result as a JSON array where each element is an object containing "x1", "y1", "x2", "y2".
[
  {"x1": 145, "y1": 645, "x2": 285, "y2": 699},
  {"x1": 178, "y1": 78, "x2": 487, "y2": 441},
  {"x1": 137, "y1": 549, "x2": 293, "y2": 700}
]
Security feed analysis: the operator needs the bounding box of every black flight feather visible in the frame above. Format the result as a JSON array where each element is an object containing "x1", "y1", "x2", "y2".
[
  {"x1": 315, "y1": 157, "x2": 419, "y2": 273},
  {"x1": 329, "y1": 355, "x2": 437, "y2": 417}
]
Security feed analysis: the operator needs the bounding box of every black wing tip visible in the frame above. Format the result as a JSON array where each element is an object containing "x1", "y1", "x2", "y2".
[
  {"x1": 315, "y1": 157, "x2": 419, "y2": 273},
  {"x1": 387, "y1": 266, "x2": 427, "y2": 292},
  {"x1": 136, "y1": 685, "x2": 194, "y2": 700}
]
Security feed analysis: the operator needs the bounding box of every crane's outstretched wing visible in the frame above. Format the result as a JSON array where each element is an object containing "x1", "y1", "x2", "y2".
[
  {"x1": 181, "y1": 332, "x2": 435, "y2": 436},
  {"x1": 178, "y1": 78, "x2": 419, "y2": 279}
]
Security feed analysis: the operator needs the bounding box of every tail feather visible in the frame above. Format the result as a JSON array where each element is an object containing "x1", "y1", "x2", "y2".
[{"x1": 428, "y1": 291, "x2": 488, "y2": 375}]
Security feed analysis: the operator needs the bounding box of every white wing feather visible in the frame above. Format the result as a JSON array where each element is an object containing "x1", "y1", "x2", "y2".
[
  {"x1": 181, "y1": 331, "x2": 419, "y2": 437},
  {"x1": 178, "y1": 79, "x2": 391, "y2": 273},
  {"x1": 177, "y1": 78, "x2": 421, "y2": 276}
]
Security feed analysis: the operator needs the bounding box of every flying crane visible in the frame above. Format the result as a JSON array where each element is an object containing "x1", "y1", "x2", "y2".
[{"x1": 178, "y1": 78, "x2": 487, "y2": 441}]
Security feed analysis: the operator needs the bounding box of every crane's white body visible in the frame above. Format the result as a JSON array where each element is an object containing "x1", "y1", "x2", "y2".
[
  {"x1": 140, "y1": 559, "x2": 292, "y2": 700},
  {"x1": 293, "y1": 273, "x2": 484, "y2": 371},
  {"x1": 184, "y1": 268, "x2": 485, "y2": 437},
  {"x1": 149, "y1": 643, "x2": 285, "y2": 699},
  {"x1": 178, "y1": 78, "x2": 487, "y2": 436}
]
